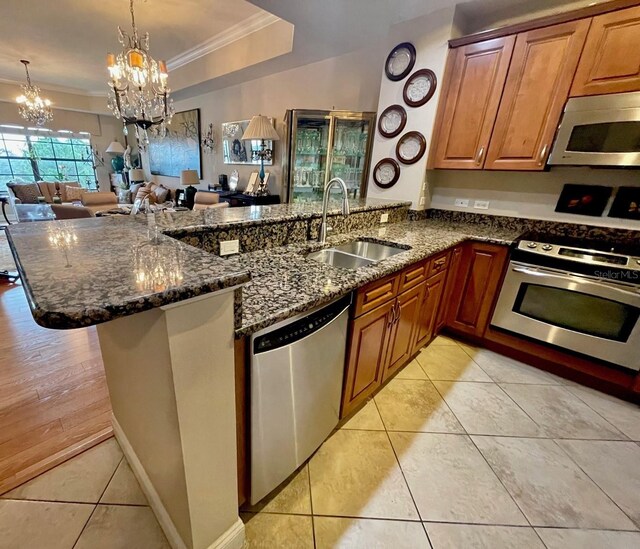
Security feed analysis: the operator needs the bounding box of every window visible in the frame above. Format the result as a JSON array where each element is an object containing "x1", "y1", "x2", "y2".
[{"x1": 0, "y1": 130, "x2": 97, "y2": 193}]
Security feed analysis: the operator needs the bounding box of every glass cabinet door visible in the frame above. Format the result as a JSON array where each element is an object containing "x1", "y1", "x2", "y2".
[
  {"x1": 328, "y1": 116, "x2": 372, "y2": 200},
  {"x1": 291, "y1": 112, "x2": 331, "y2": 203}
]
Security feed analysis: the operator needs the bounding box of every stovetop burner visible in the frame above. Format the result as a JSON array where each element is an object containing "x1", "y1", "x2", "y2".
[{"x1": 518, "y1": 232, "x2": 640, "y2": 257}]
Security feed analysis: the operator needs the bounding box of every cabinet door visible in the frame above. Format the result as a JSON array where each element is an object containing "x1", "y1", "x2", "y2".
[
  {"x1": 571, "y1": 5, "x2": 640, "y2": 96},
  {"x1": 485, "y1": 20, "x2": 590, "y2": 170},
  {"x1": 383, "y1": 284, "x2": 424, "y2": 381},
  {"x1": 341, "y1": 301, "x2": 394, "y2": 418},
  {"x1": 431, "y1": 37, "x2": 515, "y2": 169},
  {"x1": 413, "y1": 271, "x2": 447, "y2": 353},
  {"x1": 435, "y1": 246, "x2": 463, "y2": 334},
  {"x1": 447, "y1": 243, "x2": 508, "y2": 338}
]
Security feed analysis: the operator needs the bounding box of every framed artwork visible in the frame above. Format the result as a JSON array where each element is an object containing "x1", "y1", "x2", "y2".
[
  {"x1": 609, "y1": 186, "x2": 640, "y2": 220},
  {"x1": 555, "y1": 184, "x2": 612, "y2": 217},
  {"x1": 403, "y1": 69, "x2": 437, "y2": 108},
  {"x1": 385, "y1": 42, "x2": 416, "y2": 82},
  {"x1": 396, "y1": 131, "x2": 426, "y2": 164},
  {"x1": 373, "y1": 158, "x2": 400, "y2": 189},
  {"x1": 378, "y1": 104, "x2": 407, "y2": 138},
  {"x1": 222, "y1": 119, "x2": 274, "y2": 165},
  {"x1": 148, "y1": 109, "x2": 202, "y2": 178}
]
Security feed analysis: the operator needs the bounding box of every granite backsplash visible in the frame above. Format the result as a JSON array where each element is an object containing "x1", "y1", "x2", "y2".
[{"x1": 422, "y1": 209, "x2": 640, "y2": 244}]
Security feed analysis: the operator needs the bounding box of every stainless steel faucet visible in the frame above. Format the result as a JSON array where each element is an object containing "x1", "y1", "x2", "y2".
[{"x1": 318, "y1": 177, "x2": 350, "y2": 244}]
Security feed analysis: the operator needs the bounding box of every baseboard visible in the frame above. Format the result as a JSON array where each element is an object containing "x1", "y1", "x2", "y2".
[
  {"x1": 111, "y1": 414, "x2": 188, "y2": 549},
  {"x1": 112, "y1": 414, "x2": 245, "y2": 549},
  {"x1": 206, "y1": 518, "x2": 245, "y2": 549}
]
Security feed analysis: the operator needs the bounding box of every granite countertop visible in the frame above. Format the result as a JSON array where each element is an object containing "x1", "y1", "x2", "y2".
[
  {"x1": 153, "y1": 198, "x2": 411, "y2": 235},
  {"x1": 230, "y1": 218, "x2": 522, "y2": 337},
  {"x1": 6, "y1": 216, "x2": 250, "y2": 329}
]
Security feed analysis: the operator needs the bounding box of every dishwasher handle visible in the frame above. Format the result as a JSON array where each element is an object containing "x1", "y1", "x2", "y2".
[{"x1": 253, "y1": 294, "x2": 352, "y2": 354}]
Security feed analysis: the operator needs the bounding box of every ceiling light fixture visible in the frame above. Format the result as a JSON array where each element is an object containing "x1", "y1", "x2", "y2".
[
  {"x1": 16, "y1": 60, "x2": 53, "y2": 127},
  {"x1": 106, "y1": 0, "x2": 174, "y2": 147}
]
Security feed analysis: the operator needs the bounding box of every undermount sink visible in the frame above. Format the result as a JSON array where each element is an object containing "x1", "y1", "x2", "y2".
[
  {"x1": 306, "y1": 239, "x2": 406, "y2": 270},
  {"x1": 306, "y1": 249, "x2": 375, "y2": 269},
  {"x1": 332, "y1": 240, "x2": 405, "y2": 262}
]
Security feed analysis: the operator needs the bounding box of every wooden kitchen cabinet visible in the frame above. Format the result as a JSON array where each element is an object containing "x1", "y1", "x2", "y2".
[
  {"x1": 571, "y1": 5, "x2": 640, "y2": 97},
  {"x1": 446, "y1": 242, "x2": 509, "y2": 338},
  {"x1": 341, "y1": 300, "x2": 394, "y2": 417},
  {"x1": 413, "y1": 270, "x2": 447, "y2": 353},
  {"x1": 435, "y1": 245, "x2": 462, "y2": 334},
  {"x1": 484, "y1": 20, "x2": 590, "y2": 170},
  {"x1": 383, "y1": 283, "x2": 424, "y2": 380},
  {"x1": 430, "y1": 37, "x2": 515, "y2": 169}
]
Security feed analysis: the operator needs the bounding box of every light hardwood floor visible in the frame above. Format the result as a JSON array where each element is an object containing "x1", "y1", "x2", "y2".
[{"x1": 0, "y1": 280, "x2": 112, "y2": 494}]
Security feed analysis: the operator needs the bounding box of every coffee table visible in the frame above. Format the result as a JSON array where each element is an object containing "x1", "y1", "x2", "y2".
[{"x1": 16, "y1": 204, "x2": 56, "y2": 223}]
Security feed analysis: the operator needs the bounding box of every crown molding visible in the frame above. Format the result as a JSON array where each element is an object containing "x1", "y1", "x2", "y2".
[{"x1": 167, "y1": 12, "x2": 282, "y2": 71}]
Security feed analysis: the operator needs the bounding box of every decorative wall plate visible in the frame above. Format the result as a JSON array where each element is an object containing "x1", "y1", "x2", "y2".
[
  {"x1": 396, "y1": 131, "x2": 427, "y2": 165},
  {"x1": 373, "y1": 158, "x2": 400, "y2": 188},
  {"x1": 378, "y1": 104, "x2": 407, "y2": 138},
  {"x1": 403, "y1": 69, "x2": 437, "y2": 107},
  {"x1": 385, "y1": 42, "x2": 416, "y2": 82}
]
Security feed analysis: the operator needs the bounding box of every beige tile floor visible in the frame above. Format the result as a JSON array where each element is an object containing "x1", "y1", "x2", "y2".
[{"x1": 1, "y1": 335, "x2": 640, "y2": 548}]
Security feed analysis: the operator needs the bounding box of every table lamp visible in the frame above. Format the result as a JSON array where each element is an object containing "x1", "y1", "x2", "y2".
[
  {"x1": 105, "y1": 141, "x2": 126, "y2": 173},
  {"x1": 241, "y1": 115, "x2": 279, "y2": 196},
  {"x1": 129, "y1": 168, "x2": 145, "y2": 184},
  {"x1": 181, "y1": 169, "x2": 199, "y2": 209}
]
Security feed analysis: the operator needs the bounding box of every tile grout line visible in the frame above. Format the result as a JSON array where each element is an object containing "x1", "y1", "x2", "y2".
[
  {"x1": 563, "y1": 385, "x2": 637, "y2": 441},
  {"x1": 373, "y1": 397, "x2": 423, "y2": 525},
  {"x1": 551, "y1": 438, "x2": 639, "y2": 530},
  {"x1": 307, "y1": 463, "x2": 317, "y2": 549},
  {"x1": 71, "y1": 454, "x2": 124, "y2": 549}
]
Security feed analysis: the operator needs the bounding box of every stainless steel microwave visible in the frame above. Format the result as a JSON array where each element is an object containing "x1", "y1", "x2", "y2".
[{"x1": 548, "y1": 91, "x2": 640, "y2": 167}]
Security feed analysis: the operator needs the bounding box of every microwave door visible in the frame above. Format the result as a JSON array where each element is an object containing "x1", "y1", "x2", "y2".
[{"x1": 549, "y1": 106, "x2": 640, "y2": 166}]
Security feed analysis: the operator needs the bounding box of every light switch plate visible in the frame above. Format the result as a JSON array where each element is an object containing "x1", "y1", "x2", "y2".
[
  {"x1": 380, "y1": 213, "x2": 389, "y2": 223},
  {"x1": 378, "y1": 227, "x2": 387, "y2": 237},
  {"x1": 473, "y1": 200, "x2": 490, "y2": 210},
  {"x1": 454, "y1": 199, "x2": 469, "y2": 207},
  {"x1": 220, "y1": 239, "x2": 240, "y2": 256}
]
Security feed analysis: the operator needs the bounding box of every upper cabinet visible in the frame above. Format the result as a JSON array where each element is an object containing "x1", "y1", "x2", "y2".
[
  {"x1": 429, "y1": 3, "x2": 640, "y2": 171},
  {"x1": 571, "y1": 5, "x2": 640, "y2": 96},
  {"x1": 485, "y1": 21, "x2": 589, "y2": 170},
  {"x1": 430, "y1": 37, "x2": 515, "y2": 169}
]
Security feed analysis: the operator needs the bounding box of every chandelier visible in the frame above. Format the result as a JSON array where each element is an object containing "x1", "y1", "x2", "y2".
[
  {"x1": 106, "y1": 0, "x2": 174, "y2": 147},
  {"x1": 16, "y1": 60, "x2": 53, "y2": 127}
]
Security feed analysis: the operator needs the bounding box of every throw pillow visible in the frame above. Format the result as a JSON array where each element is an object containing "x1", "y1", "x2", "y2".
[
  {"x1": 135, "y1": 184, "x2": 157, "y2": 204},
  {"x1": 59, "y1": 181, "x2": 80, "y2": 202},
  {"x1": 65, "y1": 185, "x2": 85, "y2": 202},
  {"x1": 8, "y1": 182, "x2": 40, "y2": 204},
  {"x1": 152, "y1": 184, "x2": 169, "y2": 204}
]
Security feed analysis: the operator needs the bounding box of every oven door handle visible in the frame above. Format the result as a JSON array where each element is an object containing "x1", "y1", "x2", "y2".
[{"x1": 511, "y1": 266, "x2": 640, "y2": 298}]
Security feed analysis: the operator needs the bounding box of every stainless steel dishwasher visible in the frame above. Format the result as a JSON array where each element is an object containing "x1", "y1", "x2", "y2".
[{"x1": 249, "y1": 294, "x2": 351, "y2": 504}]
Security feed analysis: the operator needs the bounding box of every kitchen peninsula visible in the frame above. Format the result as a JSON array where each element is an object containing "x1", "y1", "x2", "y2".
[{"x1": 6, "y1": 198, "x2": 640, "y2": 549}]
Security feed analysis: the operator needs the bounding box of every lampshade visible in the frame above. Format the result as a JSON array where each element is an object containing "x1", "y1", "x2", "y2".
[
  {"x1": 180, "y1": 169, "x2": 199, "y2": 186},
  {"x1": 129, "y1": 168, "x2": 145, "y2": 182},
  {"x1": 105, "y1": 141, "x2": 125, "y2": 154},
  {"x1": 241, "y1": 115, "x2": 280, "y2": 141}
]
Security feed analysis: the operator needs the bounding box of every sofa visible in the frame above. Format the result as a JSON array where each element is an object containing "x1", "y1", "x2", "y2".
[{"x1": 6, "y1": 181, "x2": 85, "y2": 220}]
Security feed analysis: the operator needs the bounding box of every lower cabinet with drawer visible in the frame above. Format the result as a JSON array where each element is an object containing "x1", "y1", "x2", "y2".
[{"x1": 341, "y1": 255, "x2": 450, "y2": 418}]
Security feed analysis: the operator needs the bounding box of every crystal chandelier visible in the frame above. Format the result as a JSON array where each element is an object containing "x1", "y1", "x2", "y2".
[
  {"x1": 16, "y1": 60, "x2": 53, "y2": 127},
  {"x1": 106, "y1": 0, "x2": 174, "y2": 147}
]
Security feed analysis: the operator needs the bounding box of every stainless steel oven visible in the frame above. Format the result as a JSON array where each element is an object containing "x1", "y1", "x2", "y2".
[
  {"x1": 492, "y1": 237, "x2": 640, "y2": 371},
  {"x1": 548, "y1": 91, "x2": 640, "y2": 167}
]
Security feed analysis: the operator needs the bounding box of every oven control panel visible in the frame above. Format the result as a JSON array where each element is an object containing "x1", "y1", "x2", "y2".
[{"x1": 517, "y1": 241, "x2": 640, "y2": 272}]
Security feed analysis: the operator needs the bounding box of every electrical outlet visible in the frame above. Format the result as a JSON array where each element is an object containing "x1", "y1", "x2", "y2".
[
  {"x1": 473, "y1": 200, "x2": 490, "y2": 210},
  {"x1": 454, "y1": 198, "x2": 469, "y2": 207},
  {"x1": 378, "y1": 226, "x2": 387, "y2": 237},
  {"x1": 220, "y1": 239, "x2": 240, "y2": 256},
  {"x1": 419, "y1": 197, "x2": 426, "y2": 206},
  {"x1": 380, "y1": 213, "x2": 389, "y2": 223}
]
